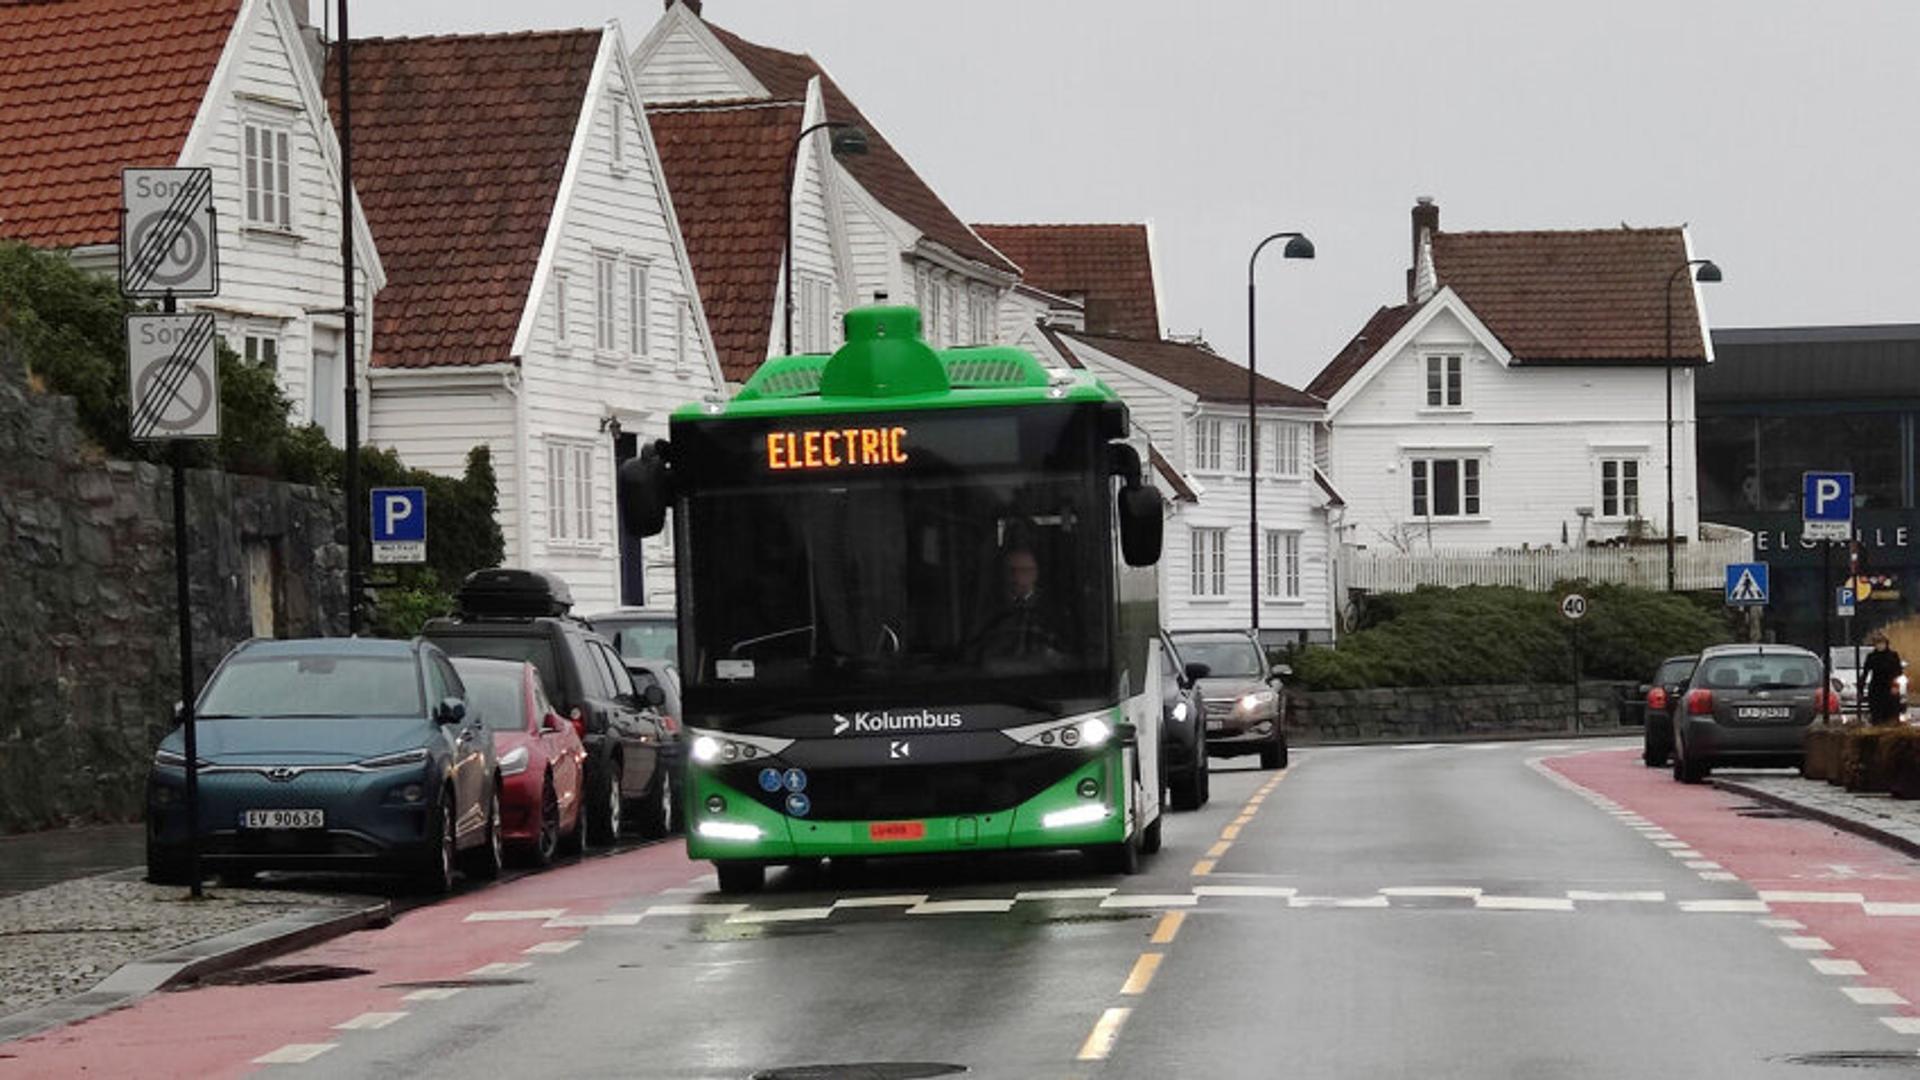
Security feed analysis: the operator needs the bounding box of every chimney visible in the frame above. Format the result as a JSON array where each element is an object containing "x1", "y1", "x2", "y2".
[{"x1": 1407, "y1": 196, "x2": 1439, "y2": 302}]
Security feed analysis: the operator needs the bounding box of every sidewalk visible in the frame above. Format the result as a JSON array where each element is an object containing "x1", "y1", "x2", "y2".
[
  {"x1": 1713, "y1": 772, "x2": 1920, "y2": 859},
  {"x1": 0, "y1": 823, "x2": 145, "y2": 899}
]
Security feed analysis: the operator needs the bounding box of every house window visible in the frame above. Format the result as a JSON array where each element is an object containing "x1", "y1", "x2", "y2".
[
  {"x1": 1265, "y1": 530, "x2": 1302, "y2": 599},
  {"x1": 1424, "y1": 354, "x2": 1464, "y2": 408},
  {"x1": 554, "y1": 271, "x2": 571, "y2": 345},
  {"x1": 1190, "y1": 527, "x2": 1228, "y2": 598},
  {"x1": 925, "y1": 275, "x2": 943, "y2": 346},
  {"x1": 547, "y1": 441, "x2": 595, "y2": 543},
  {"x1": 800, "y1": 276, "x2": 833, "y2": 353},
  {"x1": 594, "y1": 253, "x2": 617, "y2": 352},
  {"x1": 1268, "y1": 421, "x2": 1302, "y2": 477},
  {"x1": 1410, "y1": 457, "x2": 1483, "y2": 518},
  {"x1": 243, "y1": 123, "x2": 292, "y2": 229},
  {"x1": 240, "y1": 332, "x2": 278, "y2": 372},
  {"x1": 1601, "y1": 458, "x2": 1641, "y2": 518},
  {"x1": 1193, "y1": 418, "x2": 1223, "y2": 472},
  {"x1": 675, "y1": 298, "x2": 690, "y2": 370},
  {"x1": 970, "y1": 294, "x2": 995, "y2": 344},
  {"x1": 610, "y1": 94, "x2": 628, "y2": 172},
  {"x1": 1232, "y1": 421, "x2": 1249, "y2": 474},
  {"x1": 944, "y1": 283, "x2": 959, "y2": 347},
  {"x1": 628, "y1": 260, "x2": 649, "y2": 359}
]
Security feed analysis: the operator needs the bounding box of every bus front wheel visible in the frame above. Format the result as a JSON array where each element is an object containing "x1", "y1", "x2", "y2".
[{"x1": 715, "y1": 860, "x2": 765, "y2": 894}]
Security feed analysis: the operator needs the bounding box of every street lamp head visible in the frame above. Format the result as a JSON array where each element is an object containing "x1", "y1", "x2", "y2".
[
  {"x1": 1694, "y1": 259, "x2": 1722, "y2": 284},
  {"x1": 830, "y1": 125, "x2": 869, "y2": 157},
  {"x1": 1283, "y1": 234, "x2": 1316, "y2": 259}
]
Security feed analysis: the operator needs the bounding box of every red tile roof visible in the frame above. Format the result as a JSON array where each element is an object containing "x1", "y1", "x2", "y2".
[
  {"x1": 1433, "y1": 226, "x2": 1707, "y2": 364},
  {"x1": 647, "y1": 101, "x2": 799, "y2": 383},
  {"x1": 0, "y1": 0, "x2": 239, "y2": 248},
  {"x1": 1309, "y1": 222, "x2": 1710, "y2": 399},
  {"x1": 1307, "y1": 303, "x2": 1420, "y2": 399},
  {"x1": 325, "y1": 30, "x2": 600, "y2": 369},
  {"x1": 1062, "y1": 330, "x2": 1322, "y2": 409},
  {"x1": 699, "y1": 20, "x2": 1016, "y2": 276},
  {"x1": 972, "y1": 224, "x2": 1161, "y2": 339}
]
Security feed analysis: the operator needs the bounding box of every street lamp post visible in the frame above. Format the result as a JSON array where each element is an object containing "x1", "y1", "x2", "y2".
[
  {"x1": 1246, "y1": 231, "x2": 1315, "y2": 637},
  {"x1": 782, "y1": 120, "x2": 867, "y2": 356},
  {"x1": 1663, "y1": 257, "x2": 1722, "y2": 591}
]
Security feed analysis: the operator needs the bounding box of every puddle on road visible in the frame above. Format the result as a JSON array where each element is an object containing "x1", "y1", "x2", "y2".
[{"x1": 190, "y1": 964, "x2": 371, "y2": 987}]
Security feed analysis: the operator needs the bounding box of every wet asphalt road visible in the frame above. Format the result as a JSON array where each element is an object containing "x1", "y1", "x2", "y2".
[
  {"x1": 10, "y1": 740, "x2": 1920, "y2": 1078},
  {"x1": 243, "y1": 741, "x2": 1919, "y2": 1079}
]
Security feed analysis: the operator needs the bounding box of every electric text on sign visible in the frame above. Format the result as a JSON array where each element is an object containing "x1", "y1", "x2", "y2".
[{"x1": 766, "y1": 426, "x2": 910, "y2": 471}]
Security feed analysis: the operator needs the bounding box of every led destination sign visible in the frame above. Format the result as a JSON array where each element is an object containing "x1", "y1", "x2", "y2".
[{"x1": 766, "y1": 426, "x2": 909, "y2": 471}]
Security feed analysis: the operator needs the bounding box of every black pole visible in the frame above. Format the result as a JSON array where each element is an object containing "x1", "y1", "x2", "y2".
[
  {"x1": 1664, "y1": 296, "x2": 1675, "y2": 592},
  {"x1": 164, "y1": 291, "x2": 202, "y2": 899},
  {"x1": 1247, "y1": 274, "x2": 1259, "y2": 635},
  {"x1": 1822, "y1": 539, "x2": 1833, "y2": 721},
  {"x1": 338, "y1": 0, "x2": 361, "y2": 635},
  {"x1": 1570, "y1": 620, "x2": 1582, "y2": 734}
]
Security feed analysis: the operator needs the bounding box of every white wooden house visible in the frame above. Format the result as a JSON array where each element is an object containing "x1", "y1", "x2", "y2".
[
  {"x1": 1311, "y1": 198, "x2": 1746, "y2": 593},
  {"x1": 0, "y1": 0, "x2": 385, "y2": 447},
  {"x1": 633, "y1": 0, "x2": 1019, "y2": 379},
  {"x1": 340, "y1": 24, "x2": 722, "y2": 612}
]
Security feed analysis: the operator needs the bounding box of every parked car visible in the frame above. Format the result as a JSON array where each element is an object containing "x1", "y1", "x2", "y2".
[
  {"x1": 452, "y1": 657, "x2": 587, "y2": 867},
  {"x1": 585, "y1": 608, "x2": 680, "y2": 669},
  {"x1": 621, "y1": 656, "x2": 684, "y2": 832},
  {"x1": 1638, "y1": 654, "x2": 1699, "y2": 767},
  {"x1": 145, "y1": 638, "x2": 502, "y2": 893},
  {"x1": 424, "y1": 570, "x2": 678, "y2": 845},
  {"x1": 1671, "y1": 644, "x2": 1837, "y2": 783},
  {"x1": 1159, "y1": 634, "x2": 1210, "y2": 809},
  {"x1": 1169, "y1": 629, "x2": 1290, "y2": 769}
]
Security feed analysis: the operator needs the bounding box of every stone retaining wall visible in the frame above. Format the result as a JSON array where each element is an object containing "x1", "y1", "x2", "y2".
[
  {"x1": 0, "y1": 355, "x2": 347, "y2": 832},
  {"x1": 1285, "y1": 681, "x2": 1640, "y2": 743}
]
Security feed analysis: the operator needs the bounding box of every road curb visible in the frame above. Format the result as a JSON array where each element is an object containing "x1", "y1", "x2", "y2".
[
  {"x1": 1295, "y1": 729, "x2": 1636, "y2": 748},
  {"x1": 1712, "y1": 778, "x2": 1920, "y2": 861},
  {"x1": 0, "y1": 898, "x2": 391, "y2": 1046}
]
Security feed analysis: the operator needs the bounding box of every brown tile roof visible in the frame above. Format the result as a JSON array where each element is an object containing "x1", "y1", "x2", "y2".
[
  {"x1": 325, "y1": 30, "x2": 600, "y2": 369},
  {"x1": 1432, "y1": 226, "x2": 1706, "y2": 364},
  {"x1": 971, "y1": 224, "x2": 1161, "y2": 339},
  {"x1": 699, "y1": 20, "x2": 1016, "y2": 276},
  {"x1": 1062, "y1": 330, "x2": 1322, "y2": 409},
  {"x1": 647, "y1": 101, "x2": 800, "y2": 383},
  {"x1": 1306, "y1": 303, "x2": 1420, "y2": 399},
  {"x1": 0, "y1": 0, "x2": 239, "y2": 248}
]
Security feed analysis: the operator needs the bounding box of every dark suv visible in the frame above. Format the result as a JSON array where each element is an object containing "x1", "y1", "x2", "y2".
[{"x1": 424, "y1": 570, "x2": 678, "y2": 843}]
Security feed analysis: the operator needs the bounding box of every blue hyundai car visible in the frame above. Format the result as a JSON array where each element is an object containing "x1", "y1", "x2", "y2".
[{"x1": 145, "y1": 638, "x2": 503, "y2": 893}]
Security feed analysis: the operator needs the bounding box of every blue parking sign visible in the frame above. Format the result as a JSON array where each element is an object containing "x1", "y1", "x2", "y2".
[
  {"x1": 370, "y1": 487, "x2": 426, "y2": 564},
  {"x1": 1725, "y1": 563, "x2": 1769, "y2": 607},
  {"x1": 1802, "y1": 472, "x2": 1852, "y2": 541}
]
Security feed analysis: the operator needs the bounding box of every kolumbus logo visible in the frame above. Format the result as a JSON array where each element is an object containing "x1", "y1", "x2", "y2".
[{"x1": 830, "y1": 709, "x2": 964, "y2": 736}]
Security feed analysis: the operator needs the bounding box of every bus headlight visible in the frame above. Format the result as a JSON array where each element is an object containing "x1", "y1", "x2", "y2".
[
  {"x1": 1077, "y1": 718, "x2": 1112, "y2": 748},
  {"x1": 1003, "y1": 712, "x2": 1122, "y2": 749},
  {"x1": 687, "y1": 729, "x2": 794, "y2": 766},
  {"x1": 692, "y1": 736, "x2": 723, "y2": 763}
]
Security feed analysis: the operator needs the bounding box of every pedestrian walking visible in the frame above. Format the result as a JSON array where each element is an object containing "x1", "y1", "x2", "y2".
[{"x1": 1860, "y1": 632, "x2": 1906, "y2": 724}]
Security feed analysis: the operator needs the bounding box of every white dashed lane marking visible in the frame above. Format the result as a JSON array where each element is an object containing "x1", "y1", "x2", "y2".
[
  {"x1": 524, "y1": 940, "x2": 581, "y2": 955},
  {"x1": 402, "y1": 988, "x2": 463, "y2": 1003},
  {"x1": 334, "y1": 1012, "x2": 407, "y2": 1031},
  {"x1": 463, "y1": 909, "x2": 565, "y2": 923},
  {"x1": 1780, "y1": 936, "x2": 1835, "y2": 951},
  {"x1": 253, "y1": 1044, "x2": 337, "y2": 1065},
  {"x1": 1758, "y1": 890, "x2": 1867, "y2": 905},
  {"x1": 1810, "y1": 958, "x2": 1867, "y2": 976},
  {"x1": 726, "y1": 907, "x2": 836, "y2": 924},
  {"x1": 1840, "y1": 987, "x2": 1910, "y2": 1006},
  {"x1": 906, "y1": 899, "x2": 1017, "y2": 915},
  {"x1": 1476, "y1": 896, "x2": 1575, "y2": 912},
  {"x1": 544, "y1": 913, "x2": 643, "y2": 928},
  {"x1": 467, "y1": 962, "x2": 531, "y2": 977},
  {"x1": 1882, "y1": 1017, "x2": 1920, "y2": 1035}
]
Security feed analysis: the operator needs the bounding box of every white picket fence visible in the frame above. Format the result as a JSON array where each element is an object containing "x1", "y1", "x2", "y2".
[{"x1": 1340, "y1": 524, "x2": 1754, "y2": 594}]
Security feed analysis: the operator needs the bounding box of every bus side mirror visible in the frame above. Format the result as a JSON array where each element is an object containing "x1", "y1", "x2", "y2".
[
  {"x1": 1118, "y1": 484, "x2": 1164, "y2": 567},
  {"x1": 618, "y1": 440, "x2": 674, "y2": 538}
]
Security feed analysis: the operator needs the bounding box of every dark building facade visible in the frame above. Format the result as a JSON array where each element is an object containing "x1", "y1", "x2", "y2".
[{"x1": 1700, "y1": 325, "x2": 1920, "y2": 648}]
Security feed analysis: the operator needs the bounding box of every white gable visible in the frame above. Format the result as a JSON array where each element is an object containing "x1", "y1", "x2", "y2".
[
  {"x1": 631, "y1": 3, "x2": 767, "y2": 104},
  {"x1": 1323, "y1": 287, "x2": 1510, "y2": 417}
]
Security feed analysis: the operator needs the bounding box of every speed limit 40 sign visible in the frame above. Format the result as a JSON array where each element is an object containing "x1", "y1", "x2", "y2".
[
  {"x1": 120, "y1": 168, "x2": 220, "y2": 298},
  {"x1": 1560, "y1": 593, "x2": 1588, "y2": 621}
]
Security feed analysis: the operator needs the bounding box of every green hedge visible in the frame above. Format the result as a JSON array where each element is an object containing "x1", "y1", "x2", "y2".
[
  {"x1": 1290, "y1": 584, "x2": 1735, "y2": 690},
  {"x1": 2, "y1": 240, "x2": 501, "y2": 635}
]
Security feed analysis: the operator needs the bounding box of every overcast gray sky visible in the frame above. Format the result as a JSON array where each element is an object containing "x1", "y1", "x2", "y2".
[{"x1": 351, "y1": 1, "x2": 1920, "y2": 389}]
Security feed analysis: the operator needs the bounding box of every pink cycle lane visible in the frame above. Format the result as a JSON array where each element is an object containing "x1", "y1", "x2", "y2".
[
  {"x1": 1548, "y1": 747, "x2": 1920, "y2": 1035},
  {"x1": 0, "y1": 841, "x2": 705, "y2": 1079}
]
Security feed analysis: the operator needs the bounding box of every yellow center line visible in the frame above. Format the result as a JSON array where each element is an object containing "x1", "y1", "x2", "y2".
[
  {"x1": 1233, "y1": 815, "x2": 1255, "y2": 827},
  {"x1": 1191, "y1": 858, "x2": 1216, "y2": 876},
  {"x1": 1077, "y1": 1007, "x2": 1131, "y2": 1061},
  {"x1": 1120, "y1": 952, "x2": 1164, "y2": 995},
  {"x1": 1220, "y1": 824, "x2": 1241, "y2": 840},
  {"x1": 1206, "y1": 840, "x2": 1232, "y2": 858},
  {"x1": 1150, "y1": 910, "x2": 1186, "y2": 944}
]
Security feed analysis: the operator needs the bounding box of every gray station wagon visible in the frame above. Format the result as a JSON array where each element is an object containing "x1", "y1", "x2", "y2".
[{"x1": 1671, "y1": 644, "x2": 1835, "y2": 783}]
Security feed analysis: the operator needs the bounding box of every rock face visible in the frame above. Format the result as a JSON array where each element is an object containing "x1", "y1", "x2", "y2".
[
  {"x1": 1285, "y1": 681, "x2": 1638, "y2": 743},
  {"x1": 0, "y1": 355, "x2": 346, "y2": 832}
]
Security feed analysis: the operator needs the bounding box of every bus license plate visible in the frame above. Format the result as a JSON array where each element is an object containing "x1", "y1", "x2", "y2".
[
  {"x1": 242, "y1": 809, "x2": 324, "y2": 829},
  {"x1": 868, "y1": 821, "x2": 925, "y2": 842}
]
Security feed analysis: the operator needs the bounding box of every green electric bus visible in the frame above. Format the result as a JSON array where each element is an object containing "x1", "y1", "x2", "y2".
[{"x1": 620, "y1": 306, "x2": 1167, "y2": 893}]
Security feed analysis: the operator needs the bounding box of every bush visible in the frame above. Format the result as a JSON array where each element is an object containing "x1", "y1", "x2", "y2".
[{"x1": 1290, "y1": 583, "x2": 1735, "y2": 690}]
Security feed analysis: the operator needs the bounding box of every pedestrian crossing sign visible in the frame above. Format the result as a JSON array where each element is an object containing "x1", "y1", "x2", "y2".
[{"x1": 1725, "y1": 562, "x2": 1770, "y2": 607}]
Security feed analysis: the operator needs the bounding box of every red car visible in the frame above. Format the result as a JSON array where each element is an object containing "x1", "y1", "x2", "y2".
[{"x1": 452, "y1": 657, "x2": 586, "y2": 866}]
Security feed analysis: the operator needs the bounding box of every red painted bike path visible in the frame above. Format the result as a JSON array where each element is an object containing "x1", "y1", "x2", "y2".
[
  {"x1": 0, "y1": 844, "x2": 703, "y2": 1079},
  {"x1": 1548, "y1": 748, "x2": 1920, "y2": 1031}
]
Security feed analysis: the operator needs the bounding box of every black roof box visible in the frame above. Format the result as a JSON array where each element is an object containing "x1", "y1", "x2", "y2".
[{"x1": 456, "y1": 568, "x2": 573, "y2": 619}]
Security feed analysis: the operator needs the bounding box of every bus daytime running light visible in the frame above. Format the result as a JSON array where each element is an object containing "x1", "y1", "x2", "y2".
[
  {"x1": 692, "y1": 736, "x2": 722, "y2": 764},
  {"x1": 1042, "y1": 803, "x2": 1110, "y2": 829},
  {"x1": 1172, "y1": 701, "x2": 1190, "y2": 723},
  {"x1": 1077, "y1": 718, "x2": 1112, "y2": 748},
  {"x1": 697, "y1": 821, "x2": 763, "y2": 842}
]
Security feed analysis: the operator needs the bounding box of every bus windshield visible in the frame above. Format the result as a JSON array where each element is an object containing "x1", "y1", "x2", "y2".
[{"x1": 684, "y1": 471, "x2": 1110, "y2": 709}]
